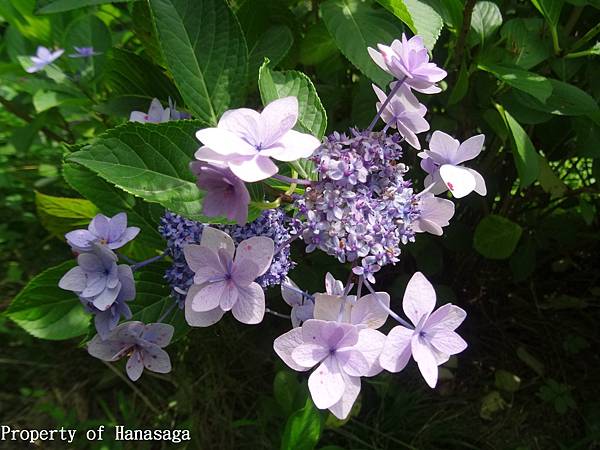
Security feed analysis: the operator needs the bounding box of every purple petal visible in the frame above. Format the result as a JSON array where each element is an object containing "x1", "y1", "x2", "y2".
[
  {"x1": 292, "y1": 343, "x2": 328, "y2": 368},
  {"x1": 196, "y1": 127, "x2": 256, "y2": 156},
  {"x1": 379, "y1": 326, "x2": 413, "y2": 373},
  {"x1": 65, "y1": 229, "x2": 95, "y2": 251},
  {"x1": 58, "y1": 266, "x2": 87, "y2": 292},
  {"x1": 257, "y1": 96, "x2": 298, "y2": 148},
  {"x1": 142, "y1": 323, "x2": 174, "y2": 347},
  {"x1": 107, "y1": 213, "x2": 127, "y2": 242},
  {"x1": 183, "y1": 244, "x2": 224, "y2": 283},
  {"x1": 274, "y1": 328, "x2": 309, "y2": 372},
  {"x1": 219, "y1": 282, "x2": 239, "y2": 311},
  {"x1": 185, "y1": 284, "x2": 225, "y2": 327},
  {"x1": 231, "y1": 282, "x2": 264, "y2": 324},
  {"x1": 336, "y1": 349, "x2": 369, "y2": 377},
  {"x1": 402, "y1": 272, "x2": 436, "y2": 327},
  {"x1": 140, "y1": 343, "x2": 172, "y2": 374},
  {"x1": 191, "y1": 281, "x2": 226, "y2": 312},
  {"x1": 234, "y1": 237, "x2": 274, "y2": 277},
  {"x1": 328, "y1": 373, "x2": 361, "y2": 420},
  {"x1": 230, "y1": 259, "x2": 260, "y2": 288},
  {"x1": 428, "y1": 329, "x2": 467, "y2": 355},
  {"x1": 126, "y1": 350, "x2": 144, "y2": 381},
  {"x1": 424, "y1": 303, "x2": 466, "y2": 332},
  {"x1": 411, "y1": 335, "x2": 439, "y2": 388},
  {"x1": 89, "y1": 214, "x2": 110, "y2": 240},
  {"x1": 228, "y1": 154, "x2": 278, "y2": 183},
  {"x1": 353, "y1": 328, "x2": 386, "y2": 377},
  {"x1": 198, "y1": 227, "x2": 235, "y2": 260},
  {"x1": 261, "y1": 130, "x2": 320, "y2": 162},
  {"x1": 351, "y1": 292, "x2": 389, "y2": 329},
  {"x1": 308, "y1": 356, "x2": 345, "y2": 409},
  {"x1": 87, "y1": 334, "x2": 129, "y2": 361}
]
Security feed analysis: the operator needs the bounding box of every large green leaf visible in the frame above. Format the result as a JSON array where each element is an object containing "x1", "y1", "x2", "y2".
[
  {"x1": 63, "y1": 15, "x2": 112, "y2": 78},
  {"x1": 66, "y1": 121, "x2": 218, "y2": 222},
  {"x1": 479, "y1": 63, "x2": 552, "y2": 103},
  {"x1": 500, "y1": 18, "x2": 552, "y2": 69},
  {"x1": 299, "y1": 22, "x2": 339, "y2": 66},
  {"x1": 321, "y1": 0, "x2": 404, "y2": 86},
  {"x1": 473, "y1": 214, "x2": 523, "y2": 260},
  {"x1": 248, "y1": 25, "x2": 294, "y2": 85},
  {"x1": 280, "y1": 397, "x2": 322, "y2": 450},
  {"x1": 7, "y1": 261, "x2": 91, "y2": 340},
  {"x1": 470, "y1": 1, "x2": 502, "y2": 46},
  {"x1": 149, "y1": 0, "x2": 248, "y2": 126},
  {"x1": 496, "y1": 104, "x2": 540, "y2": 188},
  {"x1": 377, "y1": 0, "x2": 444, "y2": 50},
  {"x1": 38, "y1": 0, "x2": 134, "y2": 14},
  {"x1": 62, "y1": 163, "x2": 165, "y2": 251},
  {"x1": 259, "y1": 60, "x2": 328, "y2": 139},
  {"x1": 35, "y1": 191, "x2": 99, "y2": 238}
]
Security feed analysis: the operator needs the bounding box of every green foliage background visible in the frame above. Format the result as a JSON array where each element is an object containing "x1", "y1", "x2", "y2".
[{"x1": 0, "y1": 0, "x2": 599, "y2": 448}]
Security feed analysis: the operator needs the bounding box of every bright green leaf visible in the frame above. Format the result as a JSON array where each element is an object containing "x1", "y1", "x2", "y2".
[
  {"x1": 479, "y1": 63, "x2": 552, "y2": 103},
  {"x1": 471, "y1": 1, "x2": 502, "y2": 46},
  {"x1": 281, "y1": 397, "x2": 322, "y2": 450},
  {"x1": 300, "y1": 22, "x2": 339, "y2": 66},
  {"x1": 149, "y1": 0, "x2": 248, "y2": 126},
  {"x1": 473, "y1": 214, "x2": 523, "y2": 259},
  {"x1": 7, "y1": 261, "x2": 91, "y2": 340},
  {"x1": 259, "y1": 60, "x2": 327, "y2": 139},
  {"x1": 38, "y1": 0, "x2": 134, "y2": 14},
  {"x1": 538, "y1": 155, "x2": 567, "y2": 197},
  {"x1": 248, "y1": 25, "x2": 294, "y2": 85},
  {"x1": 35, "y1": 191, "x2": 99, "y2": 238},
  {"x1": 378, "y1": 0, "x2": 444, "y2": 50},
  {"x1": 500, "y1": 18, "x2": 553, "y2": 69}
]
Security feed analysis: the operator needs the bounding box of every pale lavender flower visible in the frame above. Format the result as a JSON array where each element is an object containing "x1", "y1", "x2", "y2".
[
  {"x1": 168, "y1": 98, "x2": 191, "y2": 120},
  {"x1": 412, "y1": 193, "x2": 455, "y2": 236},
  {"x1": 372, "y1": 83, "x2": 429, "y2": 149},
  {"x1": 313, "y1": 291, "x2": 390, "y2": 330},
  {"x1": 65, "y1": 212, "x2": 140, "y2": 253},
  {"x1": 281, "y1": 277, "x2": 315, "y2": 327},
  {"x1": 379, "y1": 272, "x2": 467, "y2": 388},
  {"x1": 87, "y1": 321, "x2": 174, "y2": 381},
  {"x1": 82, "y1": 265, "x2": 136, "y2": 339},
  {"x1": 183, "y1": 227, "x2": 274, "y2": 326},
  {"x1": 418, "y1": 131, "x2": 486, "y2": 198},
  {"x1": 26, "y1": 46, "x2": 64, "y2": 73},
  {"x1": 68, "y1": 46, "x2": 101, "y2": 58},
  {"x1": 129, "y1": 98, "x2": 171, "y2": 123},
  {"x1": 368, "y1": 34, "x2": 447, "y2": 94},
  {"x1": 189, "y1": 161, "x2": 250, "y2": 225},
  {"x1": 273, "y1": 319, "x2": 385, "y2": 419},
  {"x1": 59, "y1": 245, "x2": 132, "y2": 311},
  {"x1": 195, "y1": 97, "x2": 321, "y2": 182}
]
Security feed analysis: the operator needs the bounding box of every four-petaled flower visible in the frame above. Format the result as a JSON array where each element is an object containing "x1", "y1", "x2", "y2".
[
  {"x1": 372, "y1": 83, "x2": 429, "y2": 149},
  {"x1": 379, "y1": 272, "x2": 467, "y2": 388},
  {"x1": 65, "y1": 212, "x2": 140, "y2": 253},
  {"x1": 189, "y1": 161, "x2": 251, "y2": 226},
  {"x1": 274, "y1": 319, "x2": 385, "y2": 419},
  {"x1": 418, "y1": 131, "x2": 486, "y2": 198},
  {"x1": 183, "y1": 227, "x2": 274, "y2": 326},
  {"x1": 368, "y1": 35, "x2": 447, "y2": 94},
  {"x1": 412, "y1": 193, "x2": 455, "y2": 236},
  {"x1": 68, "y1": 46, "x2": 101, "y2": 58},
  {"x1": 59, "y1": 245, "x2": 133, "y2": 311},
  {"x1": 26, "y1": 46, "x2": 64, "y2": 73},
  {"x1": 194, "y1": 97, "x2": 321, "y2": 182},
  {"x1": 129, "y1": 98, "x2": 188, "y2": 123},
  {"x1": 87, "y1": 321, "x2": 174, "y2": 381}
]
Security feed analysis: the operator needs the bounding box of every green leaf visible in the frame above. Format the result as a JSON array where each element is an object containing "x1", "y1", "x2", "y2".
[
  {"x1": 500, "y1": 18, "x2": 552, "y2": 69},
  {"x1": 530, "y1": 0, "x2": 563, "y2": 27},
  {"x1": 35, "y1": 191, "x2": 99, "y2": 238},
  {"x1": 273, "y1": 371, "x2": 300, "y2": 416},
  {"x1": 62, "y1": 163, "x2": 165, "y2": 251},
  {"x1": 495, "y1": 104, "x2": 540, "y2": 187},
  {"x1": 510, "y1": 236, "x2": 536, "y2": 282},
  {"x1": 149, "y1": 0, "x2": 248, "y2": 126},
  {"x1": 470, "y1": 1, "x2": 502, "y2": 46},
  {"x1": 131, "y1": 264, "x2": 188, "y2": 342},
  {"x1": 67, "y1": 121, "x2": 218, "y2": 222},
  {"x1": 494, "y1": 369, "x2": 521, "y2": 392},
  {"x1": 378, "y1": 0, "x2": 444, "y2": 50},
  {"x1": 0, "y1": 0, "x2": 52, "y2": 42},
  {"x1": 259, "y1": 60, "x2": 327, "y2": 139},
  {"x1": 538, "y1": 155, "x2": 567, "y2": 197},
  {"x1": 248, "y1": 25, "x2": 294, "y2": 85},
  {"x1": 473, "y1": 214, "x2": 523, "y2": 260},
  {"x1": 479, "y1": 63, "x2": 552, "y2": 103},
  {"x1": 7, "y1": 261, "x2": 91, "y2": 340},
  {"x1": 32, "y1": 91, "x2": 87, "y2": 113},
  {"x1": 321, "y1": 0, "x2": 404, "y2": 86},
  {"x1": 447, "y1": 64, "x2": 469, "y2": 105},
  {"x1": 63, "y1": 14, "x2": 112, "y2": 78},
  {"x1": 281, "y1": 397, "x2": 322, "y2": 450},
  {"x1": 38, "y1": 0, "x2": 134, "y2": 14},
  {"x1": 300, "y1": 22, "x2": 339, "y2": 66}
]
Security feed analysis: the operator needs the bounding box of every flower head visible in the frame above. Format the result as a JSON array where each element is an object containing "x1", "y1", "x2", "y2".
[
  {"x1": 59, "y1": 245, "x2": 133, "y2": 311},
  {"x1": 183, "y1": 227, "x2": 274, "y2": 326},
  {"x1": 194, "y1": 97, "x2": 321, "y2": 182},
  {"x1": 368, "y1": 34, "x2": 447, "y2": 94},
  {"x1": 418, "y1": 131, "x2": 486, "y2": 198},
  {"x1": 190, "y1": 161, "x2": 251, "y2": 225},
  {"x1": 372, "y1": 83, "x2": 429, "y2": 149},
  {"x1": 69, "y1": 46, "x2": 101, "y2": 58},
  {"x1": 26, "y1": 46, "x2": 64, "y2": 73},
  {"x1": 87, "y1": 321, "x2": 174, "y2": 381},
  {"x1": 379, "y1": 272, "x2": 467, "y2": 388},
  {"x1": 412, "y1": 193, "x2": 454, "y2": 236},
  {"x1": 65, "y1": 212, "x2": 140, "y2": 253},
  {"x1": 274, "y1": 319, "x2": 385, "y2": 419}
]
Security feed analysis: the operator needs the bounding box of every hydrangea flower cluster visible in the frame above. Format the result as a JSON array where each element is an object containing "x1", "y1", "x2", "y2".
[
  {"x1": 295, "y1": 129, "x2": 419, "y2": 283},
  {"x1": 49, "y1": 32, "x2": 487, "y2": 419},
  {"x1": 159, "y1": 209, "x2": 295, "y2": 305}
]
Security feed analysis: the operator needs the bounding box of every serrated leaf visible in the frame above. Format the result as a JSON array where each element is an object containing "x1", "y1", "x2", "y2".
[
  {"x1": 473, "y1": 214, "x2": 523, "y2": 259},
  {"x1": 149, "y1": 0, "x2": 248, "y2": 126},
  {"x1": 258, "y1": 60, "x2": 327, "y2": 138},
  {"x1": 67, "y1": 121, "x2": 216, "y2": 222},
  {"x1": 378, "y1": 0, "x2": 444, "y2": 50},
  {"x1": 320, "y1": 0, "x2": 404, "y2": 86},
  {"x1": 479, "y1": 63, "x2": 552, "y2": 103},
  {"x1": 7, "y1": 261, "x2": 91, "y2": 340},
  {"x1": 495, "y1": 104, "x2": 540, "y2": 187},
  {"x1": 471, "y1": 1, "x2": 502, "y2": 46}
]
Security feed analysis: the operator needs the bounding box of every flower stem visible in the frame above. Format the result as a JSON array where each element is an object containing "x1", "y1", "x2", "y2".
[
  {"x1": 273, "y1": 174, "x2": 313, "y2": 186},
  {"x1": 283, "y1": 284, "x2": 315, "y2": 302},
  {"x1": 157, "y1": 302, "x2": 177, "y2": 323},
  {"x1": 266, "y1": 308, "x2": 291, "y2": 320},
  {"x1": 131, "y1": 252, "x2": 166, "y2": 271},
  {"x1": 117, "y1": 252, "x2": 137, "y2": 265},
  {"x1": 367, "y1": 76, "x2": 407, "y2": 131},
  {"x1": 362, "y1": 277, "x2": 413, "y2": 329}
]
